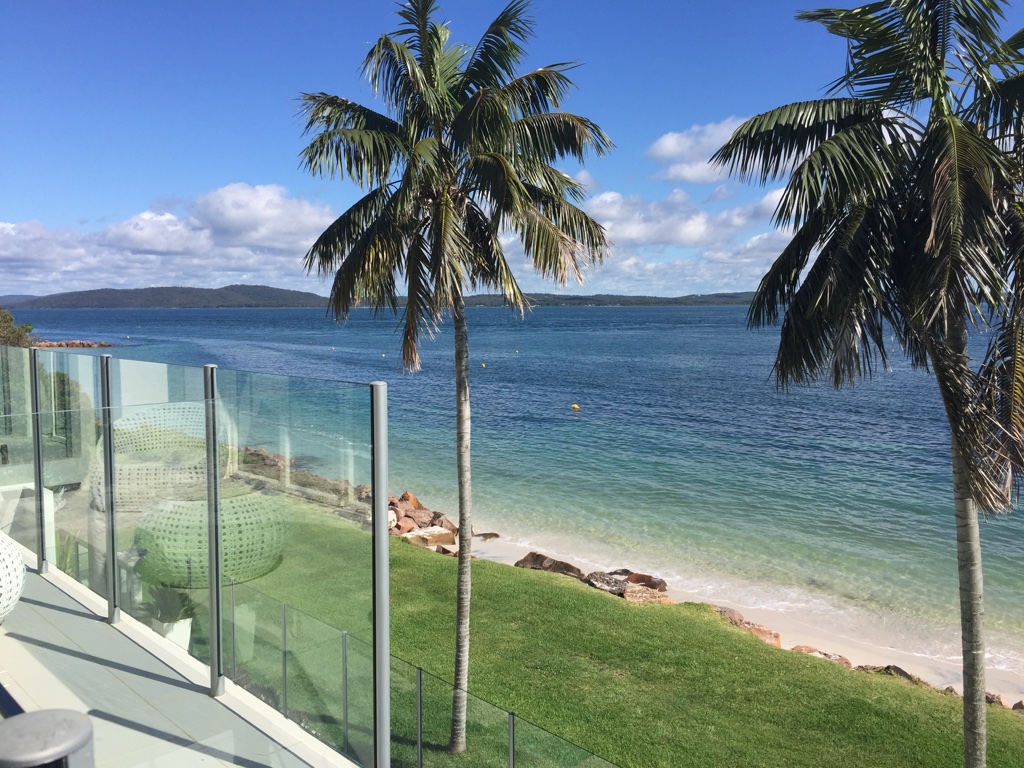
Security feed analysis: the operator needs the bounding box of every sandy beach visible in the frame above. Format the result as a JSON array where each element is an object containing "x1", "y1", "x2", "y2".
[{"x1": 470, "y1": 532, "x2": 1024, "y2": 702}]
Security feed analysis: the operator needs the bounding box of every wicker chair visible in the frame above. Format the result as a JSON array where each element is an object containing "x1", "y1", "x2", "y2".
[{"x1": 0, "y1": 530, "x2": 25, "y2": 624}]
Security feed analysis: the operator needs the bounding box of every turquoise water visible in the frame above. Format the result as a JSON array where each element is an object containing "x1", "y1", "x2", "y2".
[{"x1": 19, "y1": 305, "x2": 1024, "y2": 675}]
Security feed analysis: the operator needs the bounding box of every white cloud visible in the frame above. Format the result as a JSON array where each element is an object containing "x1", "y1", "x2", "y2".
[
  {"x1": 647, "y1": 117, "x2": 747, "y2": 183},
  {"x1": 0, "y1": 184, "x2": 337, "y2": 297}
]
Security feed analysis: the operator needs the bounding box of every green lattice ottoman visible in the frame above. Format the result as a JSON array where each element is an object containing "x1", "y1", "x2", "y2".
[{"x1": 134, "y1": 487, "x2": 284, "y2": 588}]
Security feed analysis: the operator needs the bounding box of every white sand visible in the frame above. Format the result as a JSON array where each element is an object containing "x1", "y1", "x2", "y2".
[{"x1": 470, "y1": 533, "x2": 1024, "y2": 702}]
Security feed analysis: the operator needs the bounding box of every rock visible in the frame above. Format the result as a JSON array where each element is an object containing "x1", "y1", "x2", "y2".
[
  {"x1": 402, "y1": 526, "x2": 456, "y2": 548},
  {"x1": 713, "y1": 606, "x2": 746, "y2": 626},
  {"x1": 388, "y1": 508, "x2": 398, "y2": 530},
  {"x1": 585, "y1": 572, "x2": 627, "y2": 596},
  {"x1": 1012, "y1": 700, "x2": 1023, "y2": 711},
  {"x1": 856, "y1": 665, "x2": 930, "y2": 687},
  {"x1": 608, "y1": 568, "x2": 633, "y2": 577},
  {"x1": 475, "y1": 532, "x2": 500, "y2": 541},
  {"x1": 396, "y1": 517, "x2": 417, "y2": 534},
  {"x1": 712, "y1": 606, "x2": 779, "y2": 647},
  {"x1": 985, "y1": 692, "x2": 1002, "y2": 705},
  {"x1": 515, "y1": 552, "x2": 585, "y2": 580},
  {"x1": 622, "y1": 584, "x2": 676, "y2": 604},
  {"x1": 624, "y1": 572, "x2": 668, "y2": 592},
  {"x1": 746, "y1": 624, "x2": 781, "y2": 647},
  {"x1": 791, "y1": 645, "x2": 852, "y2": 668},
  {"x1": 355, "y1": 484, "x2": 372, "y2": 503},
  {"x1": 434, "y1": 545, "x2": 457, "y2": 557},
  {"x1": 942, "y1": 686, "x2": 960, "y2": 697},
  {"x1": 435, "y1": 514, "x2": 459, "y2": 534},
  {"x1": 399, "y1": 491, "x2": 425, "y2": 509}
]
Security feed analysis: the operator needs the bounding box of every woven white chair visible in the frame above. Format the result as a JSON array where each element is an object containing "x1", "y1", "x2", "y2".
[
  {"x1": 134, "y1": 491, "x2": 284, "y2": 587},
  {"x1": 90, "y1": 402, "x2": 234, "y2": 514},
  {"x1": 0, "y1": 530, "x2": 25, "y2": 624}
]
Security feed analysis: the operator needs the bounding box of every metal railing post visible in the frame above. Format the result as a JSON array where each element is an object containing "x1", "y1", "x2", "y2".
[
  {"x1": 370, "y1": 381, "x2": 390, "y2": 768},
  {"x1": 100, "y1": 355, "x2": 120, "y2": 623},
  {"x1": 205, "y1": 364, "x2": 225, "y2": 697},
  {"x1": 342, "y1": 630, "x2": 350, "y2": 753},
  {"x1": 230, "y1": 578, "x2": 237, "y2": 679},
  {"x1": 416, "y1": 667, "x2": 423, "y2": 768},
  {"x1": 28, "y1": 348, "x2": 47, "y2": 573},
  {"x1": 281, "y1": 602, "x2": 288, "y2": 714},
  {"x1": 509, "y1": 712, "x2": 515, "y2": 768}
]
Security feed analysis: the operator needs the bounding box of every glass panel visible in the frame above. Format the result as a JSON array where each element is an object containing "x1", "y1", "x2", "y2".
[
  {"x1": 111, "y1": 399, "x2": 212, "y2": 659},
  {"x1": 114, "y1": 358, "x2": 205, "y2": 406},
  {"x1": 0, "y1": 346, "x2": 35, "y2": 552},
  {"x1": 35, "y1": 351, "x2": 103, "y2": 586},
  {"x1": 514, "y1": 718, "x2": 619, "y2": 767},
  {"x1": 226, "y1": 581, "x2": 285, "y2": 710}
]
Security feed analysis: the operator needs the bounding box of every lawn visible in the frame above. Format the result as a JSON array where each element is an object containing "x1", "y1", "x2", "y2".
[{"x1": 231, "y1": 498, "x2": 1024, "y2": 768}]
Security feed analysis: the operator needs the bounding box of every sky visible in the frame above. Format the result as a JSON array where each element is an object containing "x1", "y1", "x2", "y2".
[{"x1": 3, "y1": 1, "x2": 1024, "y2": 299}]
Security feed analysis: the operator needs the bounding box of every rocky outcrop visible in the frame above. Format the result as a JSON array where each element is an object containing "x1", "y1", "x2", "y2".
[
  {"x1": 623, "y1": 584, "x2": 676, "y2": 604},
  {"x1": 514, "y1": 552, "x2": 585, "y2": 580},
  {"x1": 34, "y1": 340, "x2": 113, "y2": 348},
  {"x1": 713, "y1": 606, "x2": 781, "y2": 648},
  {"x1": 585, "y1": 572, "x2": 628, "y2": 596}
]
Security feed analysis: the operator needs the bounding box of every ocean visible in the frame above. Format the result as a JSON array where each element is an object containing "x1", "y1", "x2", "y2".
[{"x1": 18, "y1": 304, "x2": 1024, "y2": 679}]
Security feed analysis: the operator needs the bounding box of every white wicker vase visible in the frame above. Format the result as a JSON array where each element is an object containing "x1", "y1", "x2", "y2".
[{"x1": 0, "y1": 531, "x2": 26, "y2": 624}]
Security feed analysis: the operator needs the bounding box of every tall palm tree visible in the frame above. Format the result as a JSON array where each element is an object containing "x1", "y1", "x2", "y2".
[
  {"x1": 298, "y1": 0, "x2": 610, "y2": 752},
  {"x1": 714, "y1": 2, "x2": 1024, "y2": 765}
]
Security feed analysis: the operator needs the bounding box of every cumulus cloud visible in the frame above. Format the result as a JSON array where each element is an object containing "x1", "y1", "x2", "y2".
[
  {"x1": 0, "y1": 184, "x2": 337, "y2": 296},
  {"x1": 0, "y1": 178, "x2": 789, "y2": 299},
  {"x1": 585, "y1": 187, "x2": 781, "y2": 249},
  {"x1": 647, "y1": 117, "x2": 747, "y2": 183}
]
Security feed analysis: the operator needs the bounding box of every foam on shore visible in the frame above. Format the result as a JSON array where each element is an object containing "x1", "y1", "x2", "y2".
[{"x1": 470, "y1": 532, "x2": 1024, "y2": 701}]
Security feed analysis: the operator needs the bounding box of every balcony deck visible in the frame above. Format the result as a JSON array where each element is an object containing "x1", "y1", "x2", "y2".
[{"x1": 0, "y1": 565, "x2": 354, "y2": 767}]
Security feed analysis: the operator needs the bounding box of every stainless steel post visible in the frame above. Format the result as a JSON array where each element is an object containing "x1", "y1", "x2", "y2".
[
  {"x1": 205, "y1": 364, "x2": 225, "y2": 697},
  {"x1": 281, "y1": 602, "x2": 288, "y2": 714},
  {"x1": 416, "y1": 667, "x2": 423, "y2": 768},
  {"x1": 230, "y1": 578, "x2": 237, "y2": 679},
  {"x1": 370, "y1": 381, "x2": 390, "y2": 768},
  {"x1": 342, "y1": 630, "x2": 349, "y2": 752},
  {"x1": 100, "y1": 355, "x2": 119, "y2": 623},
  {"x1": 28, "y1": 348, "x2": 47, "y2": 574},
  {"x1": 509, "y1": 712, "x2": 515, "y2": 768}
]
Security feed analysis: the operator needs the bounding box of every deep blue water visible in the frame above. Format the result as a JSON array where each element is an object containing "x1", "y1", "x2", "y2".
[{"x1": 18, "y1": 305, "x2": 1024, "y2": 675}]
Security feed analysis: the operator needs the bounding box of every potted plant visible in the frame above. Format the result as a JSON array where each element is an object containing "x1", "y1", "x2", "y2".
[{"x1": 141, "y1": 585, "x2": 196, "y2": 650}]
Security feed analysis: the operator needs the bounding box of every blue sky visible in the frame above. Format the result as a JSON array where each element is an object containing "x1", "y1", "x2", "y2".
[{"x1": 3, "y1": 1, "x2": 1023, "y2": 297}]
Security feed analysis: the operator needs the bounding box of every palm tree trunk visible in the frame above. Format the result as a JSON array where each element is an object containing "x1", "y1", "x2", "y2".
[
  {"x1": 947, "y1": 316, "x2": 986, "y2": 768},
  {"x1": 448, "y1": 295, "x2": 472, "y2": 753}
]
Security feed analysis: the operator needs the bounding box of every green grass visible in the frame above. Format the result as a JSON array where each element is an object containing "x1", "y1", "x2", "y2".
[{"x1": 224, "y1": 500, "x2": 1024, "y2": 768}]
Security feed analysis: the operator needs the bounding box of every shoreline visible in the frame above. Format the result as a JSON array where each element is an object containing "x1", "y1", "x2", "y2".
[{"x1": 469, "y1": 530, "x2": 1024, "y2": 702}]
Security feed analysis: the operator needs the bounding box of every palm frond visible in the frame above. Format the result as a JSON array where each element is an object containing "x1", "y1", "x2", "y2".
[{"x1": 461, "y1": 0, "x2": 533, "y2": 92}]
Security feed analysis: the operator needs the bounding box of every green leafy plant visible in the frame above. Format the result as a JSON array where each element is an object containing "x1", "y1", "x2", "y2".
[{"x1": 141, "y1": 585, "x2": 197, "y2": 624}]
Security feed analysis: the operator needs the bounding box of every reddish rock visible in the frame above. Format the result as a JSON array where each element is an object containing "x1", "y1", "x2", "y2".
[
  {"x1": 791, "y1": 645, "x2": 852, "y2": 668},
  {"x1": 747, "y1": 624, "x2": 781, "y2": 647},
  {"x1": 712, "y1": 606, "x2": 779, "y2": 647},
  {"x1": 399, "y1": 491, "x2": 425, "y2": 509},
  {"x1": 624, "y1": 572, "x2": 668, "y2": 592},
  {"x1": 475, "y1": 532, "x2": 500, "y2": 541},
  {"x1": 434, "y1": 545, "x2": 457, "y2": 557},
  {"x1": 622, "y1": 584, "x2": 676, "y2": 605},
  {"x1": 388, "y1": 496, "x2": 399, "y2": 509},
  {"x1": 514, "y1": 552, "x2": 585, "y2": 580},
  {"x1": 435, "y1": 514, "x2": 458, "y2": 534},
  {"x1": 1012, "y1": 700, "x2": 1023, "y2": 711},
  {"x1": 396, "y1": 517, "x2": 417, "y2": 534}
]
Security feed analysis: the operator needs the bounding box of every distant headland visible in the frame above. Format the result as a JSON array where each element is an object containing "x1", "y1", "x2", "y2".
[{"x1": 1, "y1": 285, "x2": 754, "y2": 310}]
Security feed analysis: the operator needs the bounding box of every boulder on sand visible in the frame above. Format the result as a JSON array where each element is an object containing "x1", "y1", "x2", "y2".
[{"x1": 514, "y1": 552, "x2": 585, "y2": 580}]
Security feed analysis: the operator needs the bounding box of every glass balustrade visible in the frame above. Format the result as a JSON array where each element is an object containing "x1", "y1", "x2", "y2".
[{"x1": 1, "y1": 343, "x2": 621, "y2": 768}]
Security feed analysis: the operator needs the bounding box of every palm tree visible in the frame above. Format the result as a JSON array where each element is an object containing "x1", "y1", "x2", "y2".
[
  {"x1": 298, "y1": 0, "x2": 610, "y2": 752},
  {"x1": 713, "y1": 2, "x2": 1024, "y2": 765}
]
